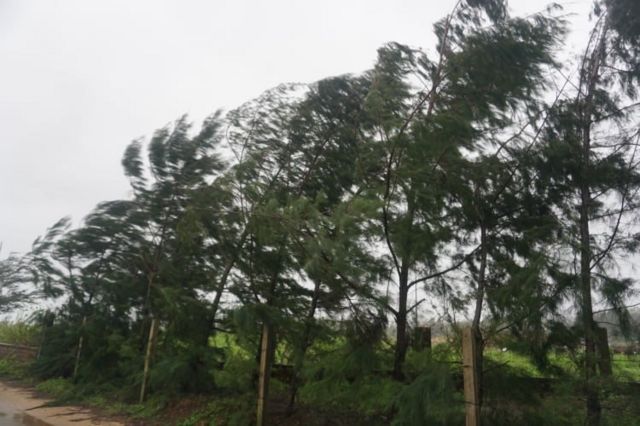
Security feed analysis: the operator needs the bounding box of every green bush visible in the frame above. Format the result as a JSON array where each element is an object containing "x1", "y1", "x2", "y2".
[
  {"x1": 393, "y1": 362, "x2": 463, "y2": 426},
  {"x1": 214, "y1": 352, "x2": 255, "y2": 393},
  {"x1": 36, "y1": 377, "x2": 74, "y2": 398},
  {"x1": 149, "y1": 345, "x2": 217, "y2": 395}
]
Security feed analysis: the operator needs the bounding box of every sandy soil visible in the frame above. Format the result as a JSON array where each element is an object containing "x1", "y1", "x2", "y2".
[{"x1": 0, "y1": 382, "x2": 122, "y2": 426}]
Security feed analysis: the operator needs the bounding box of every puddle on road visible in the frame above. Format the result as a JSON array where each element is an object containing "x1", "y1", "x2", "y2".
[{"x1": 0, "y1": 401, "x2": 29, "y2": 426}]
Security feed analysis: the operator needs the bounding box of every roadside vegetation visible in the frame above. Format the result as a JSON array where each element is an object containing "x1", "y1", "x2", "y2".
[
  {"x1": 0, "y1": 319, "x2": 639, "y2": 425},
  {"x1": 0, "y1": 321, "x2": 40, "y2": 346}
]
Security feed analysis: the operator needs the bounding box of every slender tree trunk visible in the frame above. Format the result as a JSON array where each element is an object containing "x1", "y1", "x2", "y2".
[
  {"x1": 287, "y1": 280, "x2": 321, "y2": 413},
  {"x1": 254, "y1": 268, "x2": 281, "y2": 424},
  {"x1": 472, "y1": 225, "x2": 487, "y2": 329},
  {"x1": 471, "y1": 224, "x2": 487, "y2": 408},
  {"x1": 73, "y1": 316, "x2": 87, "y2": 380},
  {"x1": 580, "y1": 49, "x2": 601, "y2": 425},
  {"x1": 256, "y1": 322, "x2": 274, "y2": 426},
  {"x1": 139, "y1": 317, "x2": 158, "y2": 404},
  {"x1": 578, "y1": 20, "x2": 609, "y2": 425},
  {"x1": 595, "y1": 327, "x2": 612, "y2": 377},
  {"x1": 393, "y1": 263, "x2": 410, "y2": 380},
  {"x1": 140, "y1": 273, "x2": 155, "y2": 340},
  {"x1": 580, "y1": 177, "x2": 601, "y2": 425},
  {"x1": 209, "y1": 230, "x2": 250, "y2": 336}
]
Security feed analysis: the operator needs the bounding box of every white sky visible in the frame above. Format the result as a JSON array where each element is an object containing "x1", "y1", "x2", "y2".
[{"x1": 0, "y1": 0, "x2": 592, "y2": 255}]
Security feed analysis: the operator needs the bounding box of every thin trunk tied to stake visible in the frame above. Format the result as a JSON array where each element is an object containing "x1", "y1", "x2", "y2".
[{"x1": 537, "y1": 0, "x2": 640, "y2": 423}]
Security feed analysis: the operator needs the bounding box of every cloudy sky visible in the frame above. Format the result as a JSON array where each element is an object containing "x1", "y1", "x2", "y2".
[{"x1": 0, "y1": 0, "x2": 592, "y2": 255}]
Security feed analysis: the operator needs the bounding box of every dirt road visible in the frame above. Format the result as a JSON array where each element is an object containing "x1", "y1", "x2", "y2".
[{"x1": 0, "y1": 382, "x2": 122, "y2": 426}]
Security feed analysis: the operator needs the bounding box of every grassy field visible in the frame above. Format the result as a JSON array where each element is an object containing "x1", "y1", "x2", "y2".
[
  {"x1": 485, "y1": 347, "x2": 640, "y2": 381},
  {"x1": 0, "y1": 321, "x2": 41, "y2": 346}
]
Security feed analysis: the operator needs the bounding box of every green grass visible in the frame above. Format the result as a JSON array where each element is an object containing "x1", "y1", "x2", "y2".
[
  {"x1": 485, "y1": 348, "x2": 640, "y2": 381},
  {"x1": 33, "y1": 377, "x2": 166, "y2": 419},
  {"x1": 0, "y1": 321, "x2": 41, "y2": 346},
  {"x1": 0, "y1": 357, "x2": 30, "y2": 380},
  {"x1": 485, "y1": 348, "x2": 544, "y2": 377},
  {"x1": 612, "y1": 354, "x2": 640, "y2": 381}
]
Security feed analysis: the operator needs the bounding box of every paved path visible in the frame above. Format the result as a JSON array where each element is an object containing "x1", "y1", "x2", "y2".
[{"x1": 0, "y1": 382, "x2": 122, "y2": 426}]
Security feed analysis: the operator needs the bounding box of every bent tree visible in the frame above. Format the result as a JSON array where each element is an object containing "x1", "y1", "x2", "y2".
[
  {"x1": 539, "y1": 0, "x2": 640, "y2": 423},
  {"x1": 361, "y1": 0, "x2": 564, "y2": 379},
  {"x1": 121, "y1": 115, "x2": 227, "y2": 401}
]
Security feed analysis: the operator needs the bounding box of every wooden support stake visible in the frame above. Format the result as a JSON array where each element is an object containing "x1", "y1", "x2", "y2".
[
  {"x1": 256, "y1": 323, "x2": 273, "y2": 426},
  {"x1": 73, "y1": 316, "x2": 87, "y2": 379},
  {"x1": 412, "y1": 326, "x2": 432, "y2": 351},
  {"x1": 139, "y1": 317, "x2": 158, "y2": 404},
  {"x1": 596, "y1": 327, "x2": 612, "y2": 377},
  {"x1": 462, "y1": 327, "x2": 480, "y2": 426},
  {"x1": 417, "y1": 326, "x2": 432, "y2": 351}
]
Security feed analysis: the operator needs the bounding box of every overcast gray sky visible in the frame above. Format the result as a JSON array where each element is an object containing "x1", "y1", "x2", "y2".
[{"x1": 0, "y1": 0, "x2": 592, "y2": 255}]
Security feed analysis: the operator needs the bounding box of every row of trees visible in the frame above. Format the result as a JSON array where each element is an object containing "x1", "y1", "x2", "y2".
[{"x1": 2, "y1": 0, "x2": 640, "y2": 424}]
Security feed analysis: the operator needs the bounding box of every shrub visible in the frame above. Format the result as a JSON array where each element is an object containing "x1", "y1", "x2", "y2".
[{"x1": 36, "y1": 377, "x2": 74, "y2": 398}]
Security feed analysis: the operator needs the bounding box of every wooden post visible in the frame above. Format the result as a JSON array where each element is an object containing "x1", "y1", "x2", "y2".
[
  {"x1": 462, "y1": 327, "x2": 480, "y2": 426},
  {"x1": 413, "y1": 326, "x2": 432, "y2": 351},
  {"x1": 596, "y1": 327, "x2": 612, "y2": 377},
  {"x1": 256, "y1": 323, "x2": 273, "y2": 426},
  {"x1": 37, "y1": 312, "x2": 55, "y2": 361},
  {"x1": 73, "y1": 316, "x2": 87, "y2": 379},
  {"x1": 420, "y1": 326, "x2": 432, "y2": 350},
  {"x1": 139, "y1": 317, "x2": 158, "y2": 404}
]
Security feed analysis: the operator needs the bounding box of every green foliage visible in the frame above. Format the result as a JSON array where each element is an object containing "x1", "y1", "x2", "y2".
[
  {"x1": 0, "y1": 254, "x2": 33, "y2": 311},
  {"x1": 0, "y1": 321, "x2": 40, "y2": 346},
  {"x1": 214, "y1": 352, "x2": 254, "y2": 393},
  {"x1": 149, "y1": 345, "x2": 217, "y2": 395},
  {"x1": 393, "y1": 362, "x2": 463, "y2": 425},
  {"x1": 0, "y1": 357, "x2": 30, "y2": 380},
  {"x1": 88, "y1": 394, "x2": 168, "y2": 419},
  {"x1": 35, "y1": 377, "x2": 74, "y2": 399},
  {"x1": 612, "y1": 354, "x2": 640, "y2": 382},
  {"x1": 175, "y1": 395, "x2": 253, "y2": 426},
  {"x1": 300, "y1": 374, "x2": 401, "y2": 417}
]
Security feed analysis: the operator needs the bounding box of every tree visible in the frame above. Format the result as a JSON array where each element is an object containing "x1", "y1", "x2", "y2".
[
  {"x1": 537, "y1": 0, "x2": 640, "y2": 423},
  {"x1": 220, "y1": 77, "x2": 384, "y2": 419},
  {"x1": 0, "y1": 249, "x2": 31, "y2": 313},
  {"x1": 121, "y1": 113, "x2": 228, "y2": 401},
  {"x1": 359, "y1": 0, "x2": 564, "y2": 379}
]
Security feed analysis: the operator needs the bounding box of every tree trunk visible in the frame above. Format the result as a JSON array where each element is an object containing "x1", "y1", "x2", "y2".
[
  {"x1": 287, "y1": 280, "x2": 321, "y2": 413},
  {"x1": 208, "y1": 229, "x2": 249, "y2": 335},
  {"x1": 472, "y1": 225, "x2": 487, "y2": 329},
  {"x1": 73, "y1": 316, "x2": 87, "y2": 380},
  {"x1": 580, "y1": 181, "x2": 600, "y2": 425},
  {"x1": 471, "y1": 224, "x2": 487, "y2": 408},
  {"x1": 596, "y1": 327, "x2": 612, "y2": 377},
  {"x1": 580, "y1": 82, "x2": 600, "y2": 426},
  {"x1": 256, "y1": 323, "x2": 274, "y2": 426},
  {"x1": 412, "y1": 326, "x2": 432, "y2": 351},
  {"x1": 393, "y1": 263, "x2": 409, "y2": 380},
  {"x1": 579, "y1": 108, "x2": 601, "y2": 421},
  {"x1": 139, "y1": 317, "x2": 158, "y2": 404},
  {"x1": 578, "y1": 20, "x2": 609, "y2": 426},
  {"x1": 140, "y1": 273, "x2": 155, "y2": 341}
]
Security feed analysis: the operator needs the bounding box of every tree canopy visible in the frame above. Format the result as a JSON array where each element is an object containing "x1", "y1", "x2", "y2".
[{"x1": 3, "y1": 1, "x2": 640, "y2": 425}]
